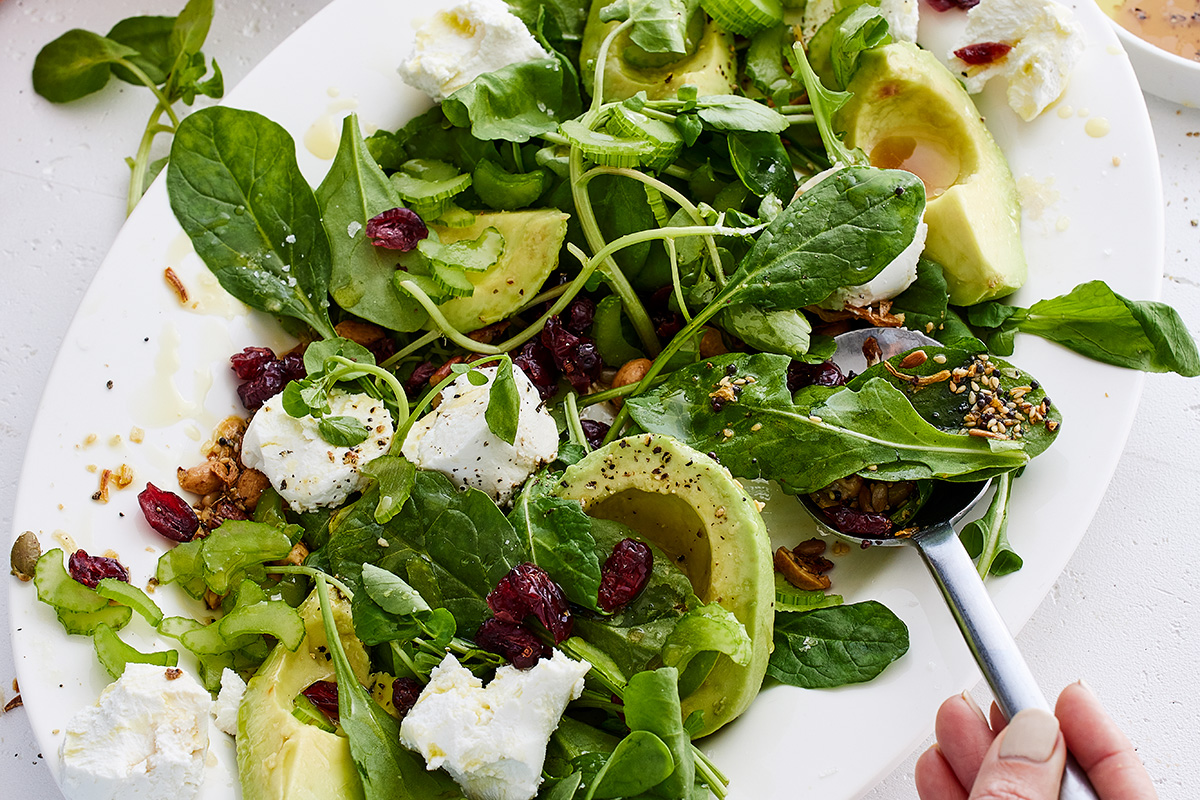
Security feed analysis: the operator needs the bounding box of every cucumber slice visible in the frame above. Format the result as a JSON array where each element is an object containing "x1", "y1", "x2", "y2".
[
  {"x1": 560, "y1": 118, "x2": 660, "y2": 169},
  {"x1": 433, "y1": 204, "x2": 476, "y2": 228},
  {"x1": 701, "y1": 0, "x2": 784, "y2": 36},
  {"x1": 606, "y1": 106, "x2": 684, "y2": 171},
  {"x1": 428, "y1": 261, "x2": 476, "y2": 298},
  {"x1": 399, "y1": 272, "x2": 454, "y2": 305},
  {"x1": 390, "y1": 159, "x2": 472, "y2": 207},
  {"x1": 472, "y1": 159, "x2": 551, "y2": 210},
  {"x1": 418, "y1": 227, "x2": 505, "y2": 273},
  {"x1": 292, "y1": 693, "x2": 338, "y2": 733}
]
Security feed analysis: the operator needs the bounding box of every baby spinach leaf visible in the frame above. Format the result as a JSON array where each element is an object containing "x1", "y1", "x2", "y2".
[
  {"x1": 891, "y1": 257, "x2": 950, "y2": 337},
  {"x1": 362, "y1": 563, "x2": 432, "y2": 616},
  {"x1": 443, "y1": 56, "x2": 581, "y2": 143},
  {"x1": 167, "y1": 106, "x2": 336, "y2": 338},
  {"x1": 361, "y1": 456, "x2": 417, "y2": 524},
  {"x1": 590, "y1": 731, "x2": 675, "y2": 799},
  {"x1": 967, "y1": 280, "x2": 1200, "y2": 377},
  {"x1": 768, "y1": 600, "x2": 909, "y2": 688},
  {"x1": 627, "y1": 354, "x2": 1028, "y2": 494},
  {"x1": 314, "y1": 577, "x2": 461, "y2": 800},
  {"x1": 808, "y1": 4, "x2": 891, "y2": 90},
  {"x1": 719, "y1": 304, "x2": 812, "y2": 360},
  {"x1": 960, "y1": 470, "x2": 1022, "y2": 578},
  {"x1": 660, "y1": 602, "x2": 752, "y2": 697},
  {"x1": 508, "y1": 473, "x2": 603, "y2": 610},
  {"x1": 506, "y1": 0, "x2": 591, "y2": 43},
  {"x1": 745, "y1": 25, "x2": 796, "y2": 106},
  {"x1": 720, "y1": 166, "x2": 924, "y2": 311},
  {"x1": 621, "y1": 667, "x2": 693, "y2": 799},
  {"x1": 600, "y1": 0, "x2": 698, "y2": 54},
  {"x1": 728, "y1": 131, "x2": 797, "y2": 199},
  {"x1": 32, "y1": 29, "x2": 138, "y2": 102},
  {"x1": 107, "y1": 15, "x2": 175, "y2": 85},
  {"x1": 317, "y1": 115, "x2": 428, "y2": 332}
]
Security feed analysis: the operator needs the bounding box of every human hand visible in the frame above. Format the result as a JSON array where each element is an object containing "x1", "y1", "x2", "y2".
[{"x1": 914, "y1": 680, "x2": 1157, "y2": 799}]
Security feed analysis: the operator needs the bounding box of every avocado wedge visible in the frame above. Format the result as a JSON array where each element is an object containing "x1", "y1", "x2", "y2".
[
  {"x1": 237, "y1": 591, "x2": 369, "y2": 800},
  {"x1": 836, "y1": 42, "x2": 1027, "y2": 305},
  {"x1": 556, "y1": 434, "x2": 773, "y2": 737}
]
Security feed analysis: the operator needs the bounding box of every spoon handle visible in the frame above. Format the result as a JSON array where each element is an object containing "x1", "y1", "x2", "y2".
[{"x1": 916, "y1": 521, "x2": 1098, "y2": 800}]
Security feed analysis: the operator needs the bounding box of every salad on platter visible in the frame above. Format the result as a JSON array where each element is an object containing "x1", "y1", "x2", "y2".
[{"x1": 15, "y1": 0, "x2": 1200, "y2": 799}]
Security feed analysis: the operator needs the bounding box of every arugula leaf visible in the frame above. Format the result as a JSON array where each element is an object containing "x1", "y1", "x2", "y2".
[
  {"x1": 317, "y1": 114, "x2": 428, "y2": 332},
  {"x1": 167, "y1": 106, "x2": 337, "y2": 338},
  {"x1": 315, "y1": 577, "x2": 461, "y2": 800},
  {"x1": 508, "y1": 473, "x2": 603, "y2": 610},
  {"x1": 768, "y1": 600, "x2": 909, "y2": 688},
  {"x1": 786, "y1": 41, "x2": 863, "y2": 167},
  {"x1": 960, "y1": 470, "x2": 1023, "y2": 578},
  {"x1": 32, "y1": 29, "x2": 138, "y2": 102},
  {"x1": 627, "y1": 354, "x2": 1028, "y2": 493},
  {"x1": 967, "y1": 280, "x2": 1200, "y2": 376}
]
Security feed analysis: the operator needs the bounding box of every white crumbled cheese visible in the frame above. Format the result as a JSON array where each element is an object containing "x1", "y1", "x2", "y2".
[
  {"x1": 60, "y1": 664, "x2": 211, "y2": 800},
  {"x1": 400, "y1": 651, "x2": 590, "y2": 800},
  {"x1": 398, "y1": 0, "x2": 549, "y2": 102},
  {"x1": 801, "y1": 0, "x2": 918, "y2": 44},
  {"x1": 950, "y1": 0, "x2": 1085, "y2": 121},
  {"x1": 401, "y1": 366, "x2": 558, "y2": 504},
  {"x1": 211, "y1": 668, "x2": 247, "y2": 737},
  {"x1": 242, "y1": 390, "x2": 394, "y2": 513},
  {"x1": 799, "y1": 167, "x2": 926, "y2": 307}
]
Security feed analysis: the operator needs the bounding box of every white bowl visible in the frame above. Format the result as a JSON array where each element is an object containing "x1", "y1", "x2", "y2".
[{"x1": 1102, "y1": 10, "x2": 1200, "y2": 107}]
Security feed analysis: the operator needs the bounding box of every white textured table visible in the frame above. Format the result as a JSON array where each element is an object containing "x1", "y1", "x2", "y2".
[{"x1": 2, "y1": 1, "x2": 1197, "y2": 797}]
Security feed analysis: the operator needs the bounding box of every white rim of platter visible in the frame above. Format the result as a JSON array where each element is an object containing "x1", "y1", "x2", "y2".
[{"x1": 9, "y1": 0, "x2": 1162, "y2": 798}]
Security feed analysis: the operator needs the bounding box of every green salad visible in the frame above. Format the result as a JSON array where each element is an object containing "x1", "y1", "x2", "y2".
[{"x1": 25, "y1": 0, "x2": 1200, "y2": 799}]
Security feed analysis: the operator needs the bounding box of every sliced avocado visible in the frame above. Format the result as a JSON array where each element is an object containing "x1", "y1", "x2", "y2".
[
  {"x1": 555, "y1": 434, "x2": 773, "y2": 737},
  {"x1": 836, "y1": 42, "x2": 1026, "y2": 305},
  {"x1": 237, "y1": 591, "x2": 369, "y2": 800},
  {"x1": 580, "y1": 0, "x2": 738, "y2": 102},
  {"x1": 432, "y1": 209, "x2": 568, "y2": 333}
]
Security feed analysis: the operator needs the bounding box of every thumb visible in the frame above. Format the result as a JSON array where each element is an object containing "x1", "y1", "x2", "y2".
[{"x1": 968, "y1": 708, "x2": 1066, "y2": 800}]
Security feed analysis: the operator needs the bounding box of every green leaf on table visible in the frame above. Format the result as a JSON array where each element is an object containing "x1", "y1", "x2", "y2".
[
  {"x1": 768, "y1": 600, "x2": 909, "y2": 688},
  {"x1": 167, "y1": 106, "x2": 336, "y2": 338},
  {"x1": 508, "y1": 473, "x2": 602, "y2": 610},
  {"x1": 317, "y1": 114, "x2": 429, "y2": 332},
  {"x1": 107, "y1": 15, "x2": 175, "y2": 85},
  {"x1": 168, "y1": 0, "x2": 213, "y2": 59},
  {"x1": 627, "y1": 353, "x2": 1029, "y2": 494},
  {"x1": 32, "y1": 29, "x2": 137, "y2": 102}
]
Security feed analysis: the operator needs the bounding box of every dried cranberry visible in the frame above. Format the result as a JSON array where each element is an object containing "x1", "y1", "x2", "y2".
[
  {"x1": 366, "y1": 207, "x2": 428, "y2": 251},
  {"x1": 579, "y1": 419, "x2": 610, "y2": 450},
  {"x1": 68, "y1": 549, "x2": 129, "y2": 588},
  {"x1": 237, "y1": 352, "x2": 306, "y2": 411},
  {"x1": 392, "y1": 677, "x2": 424, "y2": 719},
  {"x1": 787, "y1": 360, "x2": 846, "y2": 392},
  {"x1": 513, "y1": 339, "x2": 560, "y2": 399},
  {"x1": 821, "y1": 505, "x2": 893, "y2": 537},
  {"x1": 487, "y1": 563, "x2": 573, "y2": 643},
  {"x1": 138, "y1": 483, "x2": 200, "y2": 542},
  {"x1": 302, "y1": 680, "x2": 340, "y2": 723},
  {"x1": 230, "y1": 346, "x2": 276, "y2": 380},
  {"x1": 404, "y1": 360, "x2": 439, "y2": 394},
  {"x1": 954, "y1": 42, "x2": 1013, "y2": 65},
  {"x1": 541, "y1": 318, "x2": 602, "y2": 393},
  {"x1": 474, "y1": 618, "x2": 550, "y2": 670},
  {"x1": 925, "y1": 0, "x2": 979, "y2": 10},
  {"x1": 563, "y1": 297, "x2": 596, "y2": 334},
  {"x1": 597, "y1": 539, "x2": 653, "y2": 612},
  {"x1": 366, "y1": 335, "x2": 397, "y2": 365}
]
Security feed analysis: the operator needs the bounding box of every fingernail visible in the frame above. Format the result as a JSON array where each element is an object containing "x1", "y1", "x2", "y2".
[
  {"x1": 961, "y1": 691, "x2": 988, "y2": 724},
  {"x1": 999, "y1": 708, "x2": 1060, "y2": 763}
]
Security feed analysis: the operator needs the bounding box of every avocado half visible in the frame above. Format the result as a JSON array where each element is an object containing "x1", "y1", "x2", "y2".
[
  {"x1": 556, "y1": 434, "x2": 774, "y2": 737},
  {"x1": 579, "y1": 0, "x2": 738, "y2": 102},
  {"x1": 836, "y1": 42, "x2": 1027, "y2": 306},
  {"x1": 237, "y1": 592, "x2": 369, "y2": 800}
]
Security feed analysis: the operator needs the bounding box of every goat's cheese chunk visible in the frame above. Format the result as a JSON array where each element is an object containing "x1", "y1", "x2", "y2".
[
  {"x1": 950, "y1": 0, "x2": 1085, "y2": 121},
  {"x1": 242, "y1": 391, "x2": 394, "y2": 513},
  {"x1": 399, "y1": 0, "x2": 549, "y2": 102},
  {"x1": 211, "y1": 668, "x2": 247, "y2": 737},
  {"x1": 400, "y1": 651, "x2": 590, "y2": 800},
  {"x1": 60, "y1": 664, "x2": 210, "y2": 800},
  {"x1": 401, "y1": 366, "x2": 558, "y2": 503}
]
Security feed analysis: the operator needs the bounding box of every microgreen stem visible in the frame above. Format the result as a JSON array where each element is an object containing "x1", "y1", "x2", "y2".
[
  {"x1": 564, "y1": 392, "x2": 588, "y2": 450},
  {"x1": 380, "y1": 330, "x2": 441, "y2": 370},
  {"x1": 591, "y1": 20, "x2": 633, "y2": 112},
  {"x1": 326, "y1": 356, "x2": 410, "y2": 423},
  {"x1": 666, "y1": 238, "x2": 692, "y2": 324},
  {"x1": 114, "y1": 57, "x2": 181, "y2": 127},
  {"x1": 575, "y1": 374, "x2": 667, "y2": 406},
  {"x1": 127, "y1": 104, "x2": 169, "y2": 215},
  {"x1": 267, "y1": 565, "x2": 355, "y2": 600},
  {"x1": 693, "y1": 749, "x2": 729, "y2": 799}
]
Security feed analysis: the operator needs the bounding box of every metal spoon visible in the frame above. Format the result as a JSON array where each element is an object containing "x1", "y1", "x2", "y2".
[{"x1": 801, "y1": 328, "x2": 1098, "y2": 799}]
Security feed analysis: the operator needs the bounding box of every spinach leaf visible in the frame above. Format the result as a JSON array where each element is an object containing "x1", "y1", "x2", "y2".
[
  {"x1": 314, "y1": 578, "x2": 461, "y2": 800},
  {"x1": 107, "y1": 15, "x2": 175, "y2": 85},
  {"x1": 627, "y1": 354, "x2": 1029, "y2": 494},
  {"x1": 443, "y1": 55, "x2": 581, "y2": 142},
  {"x1": 768, "y1": 600, "x2": 909, "y2": 688},
  {"x1": 32, "y1": 29, "x2": 138, "y2": 102},
  {"x1": 967, "y1": 280, "x2": 1200, "y2": 376},
  {"x1": 745, "y1": 25, "x2": 796, "y2": 106},
  {"x1": 960, "y1": 470, "x2": 1022, "y2": 578},
  {"x1": 719, "y1": 304, "x2": 812, "y2": 360},
  {"x1": 167, "y1": 106, "x2": 336, "y2": 338},
  {"x1": 615, "y1": 668, "x2": 693, "y2": 799},
  {"x1": 810, "y1": 4, "x2": 891, "y2": 91},
  {"x1": 891, "y1": 257, "x2": 950, "y2": 337},
  {"x1": 600, "y1": 0, "x2": 699, "y2": 54},
  {"x1": 505, "y1": 0, "x2": 591, "y2": 43},
  {"x1": 728, "y1": 131, "x2": 797, "y2": 199},
  {"x1": 317, "y1": 114, "x2": 428, "y2": 332},
  {"x1": 589, "y1": 731, "x2": 675, "y2": 799},
  {"x1": 508, "y1": 473, "x2": 603, "y2": 610},
  {"x1": 719, "y1": 166, "x2": 924, "y2": 311},
  {"x1": 361, "y1": 455, "x2": 417, "y2": 524},
  {"x1": 660, "y1": 602, "x2": 752, "y2": 697}
]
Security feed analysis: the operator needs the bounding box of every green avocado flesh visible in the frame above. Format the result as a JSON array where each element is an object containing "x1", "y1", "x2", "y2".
[
  {"x1": 434, "y1": 209, "x2": 568, "y2": 332},
  {"x1": 580, "y1": 0, "x2": 738, "y2": 102},
  {"x1": 836, "y1": 42, "x2": 1027, "y2": 306},
  {"x1": 556, "y1": 434, "x2": 774, "y2": 737},
  {"x1": 237, "y1": 592, "x2": 369, "y2": 800}
]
